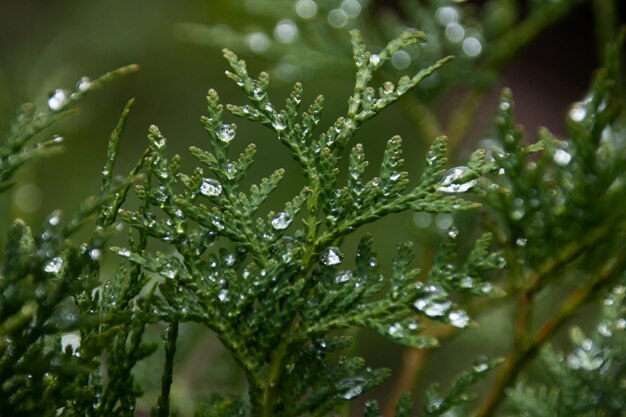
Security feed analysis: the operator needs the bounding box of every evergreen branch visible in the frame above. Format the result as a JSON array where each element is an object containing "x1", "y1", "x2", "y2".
[{"x1": 475, "y1": 251, "x2": 626, "y2": 417}]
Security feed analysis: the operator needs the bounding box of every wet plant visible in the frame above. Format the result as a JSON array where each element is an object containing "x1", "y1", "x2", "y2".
[{"x1": 1, "y1": 7, "x2": 625, "y2": 417}]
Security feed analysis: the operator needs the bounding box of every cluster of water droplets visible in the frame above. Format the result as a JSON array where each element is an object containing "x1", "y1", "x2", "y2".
[
  {"x1": 47, "y1": 75, "x2": 93, "y2": 112},
  {"x1": 43, "y1": 257, "x2": 64, "y2": 274},
  {"x1": 567, "y1": 337, "x2": 604, "y2": 371},
  {"x1": 413, "y1": 284, "x2": 452, "y2": 318},
  {"x1": 447, "y1": 309, "x2": 470, "y2": 328},
  {"x1": 335, "y1": 270, "x2": 352, "y2": 284},
  {"x1": 48, "y1": 90, "x2": 68, "y2": 111}
]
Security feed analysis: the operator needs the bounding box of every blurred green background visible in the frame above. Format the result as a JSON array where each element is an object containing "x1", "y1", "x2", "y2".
[{"x1": 0, "y1": 0, "x2": 622, "y2": 415}]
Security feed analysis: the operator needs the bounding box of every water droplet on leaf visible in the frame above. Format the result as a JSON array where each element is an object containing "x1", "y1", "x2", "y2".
[
  {"x1": 271, "y1": 212, "x2": 292, "y2": 230},
  {"x1": 382, "y1": 81, "x2": 395, "y2": 95},
  {"x1": 217, "y1": 124, "x2": 236, "y2": 142},
  {"x1": 569, "y1": 102, "x2": 586, "y2": 122},
  {"x1": 76, "y1": 76, "x2": 92, "y2": 91},
  {"x1": 217, "y1": 289, "x2": 230, "y2": 302},
  {"x1": 336, "y1": 377, "x2": 367, "y2": 400},
  {"x1": 448, "y1": 310, "x2": 470, "y2": 328},
  {"x1": 321, "y1": 246, "x2": 342, "y2": 266},
  {"x1": 200, "y1": 178, "x2": 222, "y2": 197},
  {"x1": 438, "y1": 166, "x2": 477, "y2": 193},
  {"x1": 335, "y1": 270, "x2": 352, "y2": 283},
  {"x1": 553, "y1": 149, "x2": 572, "y2": 166},
  {"x1": 48, "y1": 89, "x2": 68, "y2": 111},
  {"x1": 44, "y1": 257, "x2": 63, "y2": 273}
]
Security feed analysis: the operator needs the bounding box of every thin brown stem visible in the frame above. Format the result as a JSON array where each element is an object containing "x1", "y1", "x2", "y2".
[{"x1": 382, "y1": 326, "x2": 453, "y2": 417}]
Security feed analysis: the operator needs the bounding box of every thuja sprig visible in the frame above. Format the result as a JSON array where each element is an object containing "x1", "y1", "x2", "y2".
[
  {"x1": 115, "y1": 28, "x2": 507, "y2": 417},
  {"x1": 0, "y1": 65, "x2": 149, "y2": 416},
  {"x1": 474, "y1": 32, "x2": 626, "y2": 417},
  {"x1": 0, "y1": 65, "x2": 138, "y2": 192}
]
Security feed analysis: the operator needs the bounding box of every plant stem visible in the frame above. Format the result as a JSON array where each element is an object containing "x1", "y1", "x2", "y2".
[
  {"x1": 474, "y1": 252, "x2": 626, "y2": 417},
  {"x1": 156, "y1": 322, "x2": 179, "y2": 417}
]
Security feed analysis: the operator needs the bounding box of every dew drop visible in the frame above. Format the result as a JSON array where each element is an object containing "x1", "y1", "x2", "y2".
[
  {"x1": 515, "y1": 237, "x2": 527, "y2": 247},
  {"x1": 553, "y1": 149, "x2": 572, "y2": 166},
  {"x1": 271, "y1": 212, "x2": 292, "y2": 230},
  {"x1": 160, "y1": 263, "x2": 177, "y2": 279},
  {"x1": 569, "y1": 102, "x2": 586, "y2": 122},
  {"x1": 48, "y1": 89, "x2": 68, "y2": 111},
  {"x1": 473, "y1": 360, "x2": 489, "y2": 373},
  {"x1": 336, "y1": 377, "x2": 367, "y2": 400},
  {"x1": 272, "y1": 114, "x2": 286, "y2": 131},
  {"x1": 438, "y1": 166, "x2": 477, "y2": 193},
  {"x1": 460, "y1": 275, "x2": 475, "y2": 288},
  {"x1": 224, "y1": 162, "x2": 237, "y2": 179},
  {"x1": 321, "y1": 246, "x2": 342, "y2": 266},
  {"x1": 89, "y1": 248, "x2": 103, "y2": 261},
  {"x1": 61, "y1": 333, "x2": 81, "y2": 355},
  {"x1": 48, "y1": 211, "x2": 62, "y2": 226},
  {"x1": 200, "y1": 178, "x2": 222, "y2": 197},
  {"x1": 76, "y1": 76, "x2": 92, "y2": 91},
  {"x1": 448, "y1": 310, "x2": 470, "y2": 328},
  {"x1": 224, "y1": 253, "x2": 236, "y2": 267},
  {"x1": 567, "y1": 344, "x2": 603, "y2": 370},
  {"x1": 217, "y1": 124, "x2": 236, "y2": 142},
  {"x1": 117, "y1": 248, "x2": 131, "y2": 257},
  {"x1": 413, "y1": 285, "x2": 452, "y2": 317},
  {"x1": 44, "y1": 257, "x2": 63, "y2": 273},
  {"x1": 382, "y1": 81, "x2": 395, "y2": 95},
  {"x1": 217, "y1": 288, "x2": 230, "y2": 302},
  {"x1": 335, "y1": 270, "x2": 352, "y2": 283},
  {"x1": 252, "y1": 87, "x2": 266, "y2": 101},
  {"x1": 387, "y1": 322, "x2": 404, "y2": 338},
  {"x1": 369, "y1": 54, "x2": 380, "y2": 65}
]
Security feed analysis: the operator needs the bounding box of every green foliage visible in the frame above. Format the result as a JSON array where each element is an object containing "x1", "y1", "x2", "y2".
[
  {"x1": 115, "y1": 28, "x2": 505, "y2": 417},
  {"x1": 508, "y1": 284, "x2": 626, "y2": 416},
  {"x1": 1, "y1": 2, "x2": 625, "y2": 417}
]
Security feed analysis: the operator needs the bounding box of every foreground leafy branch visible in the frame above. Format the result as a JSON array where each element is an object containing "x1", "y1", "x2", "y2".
[{"x1": 113, "y1": 28, "x2": 509, "y2": 417}]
